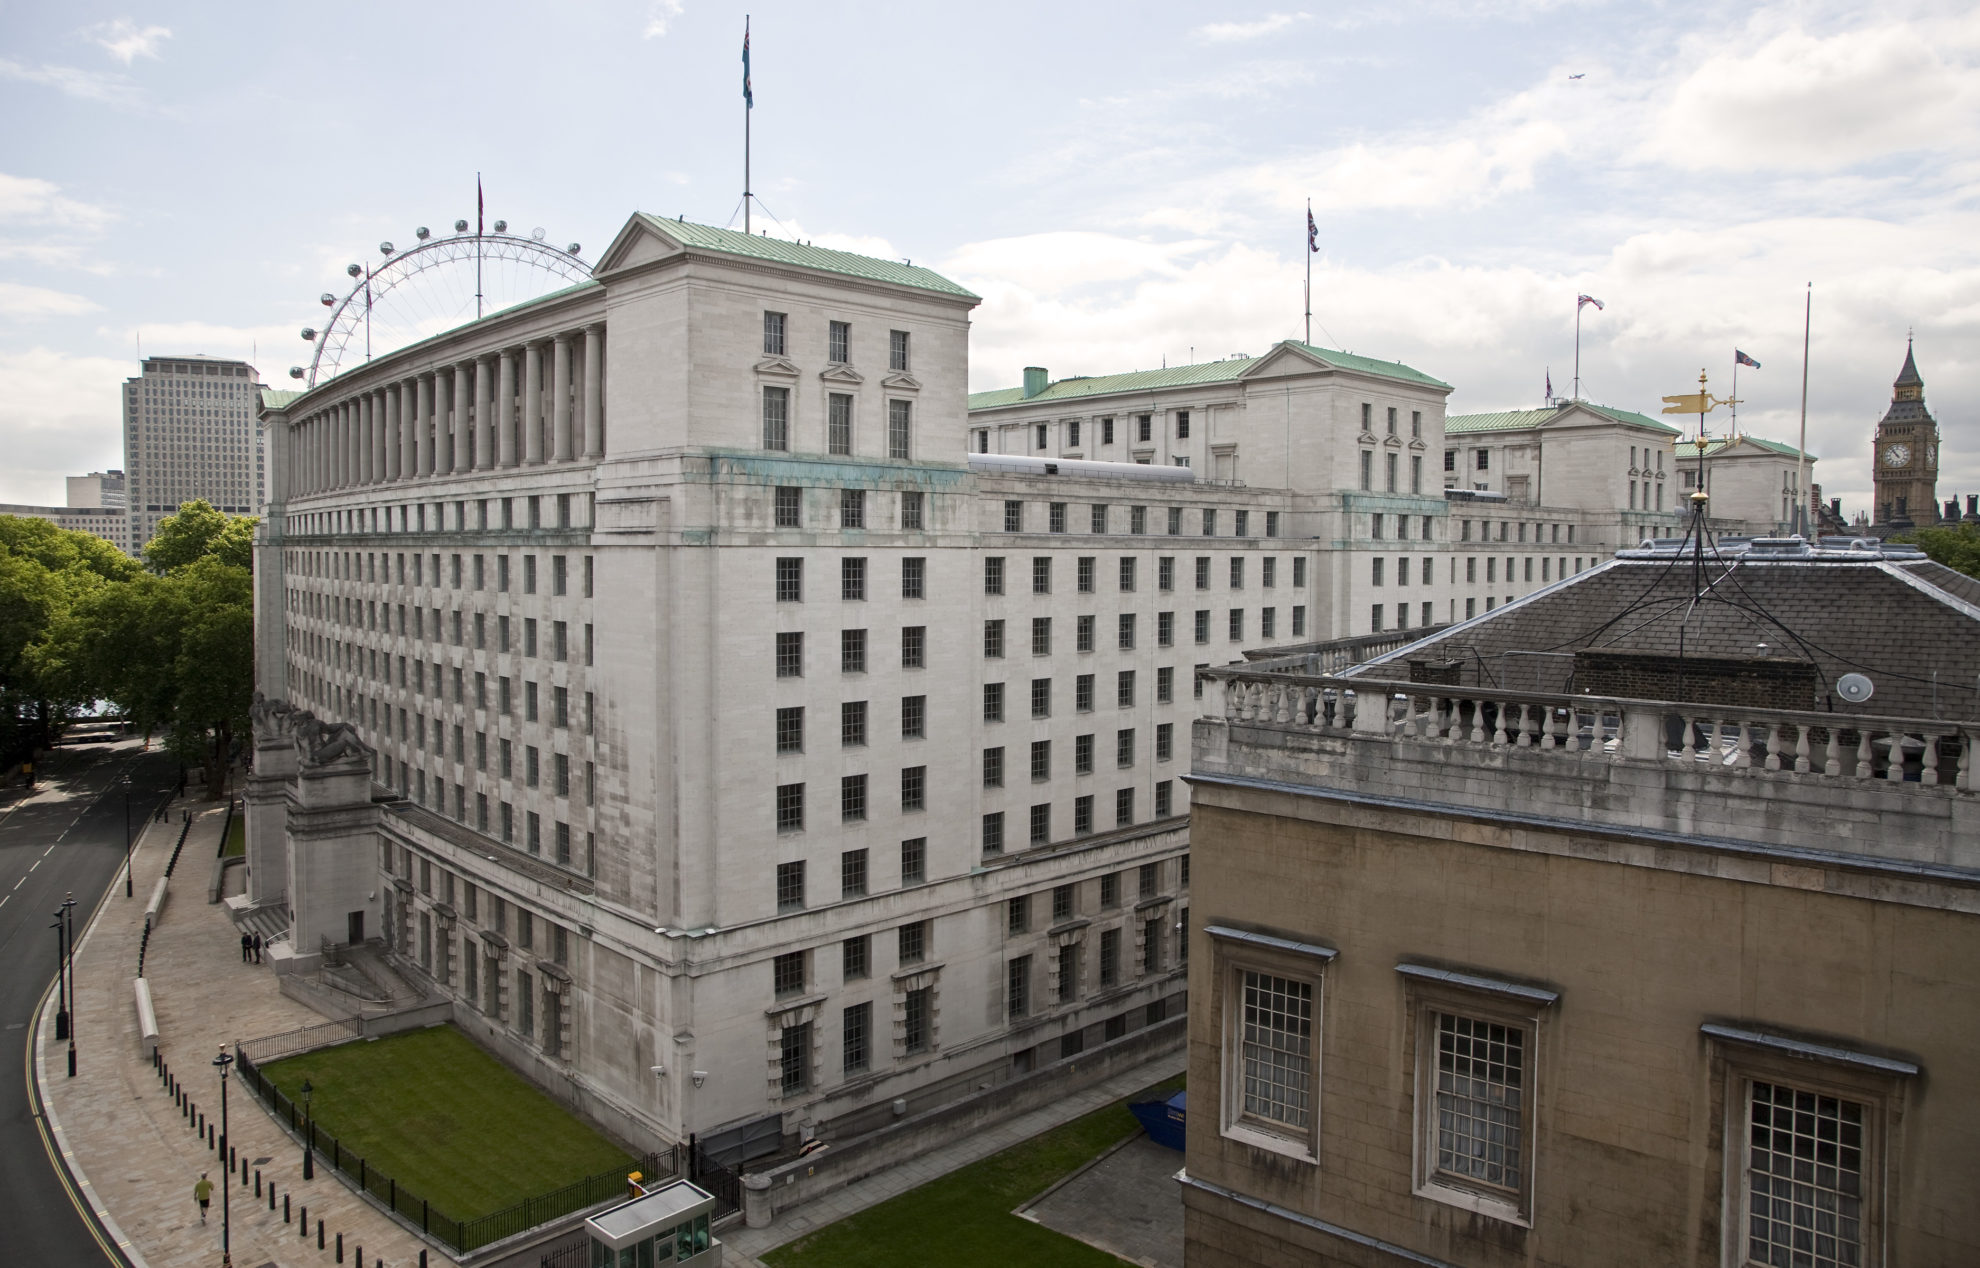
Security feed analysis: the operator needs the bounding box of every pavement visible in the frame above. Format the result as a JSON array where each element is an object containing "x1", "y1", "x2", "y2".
[
  {"x1": 33, "y1": 765, "x2": 457, "y2": 1268},
  {"x1": 0, "y1": 737, "x2": 177, "y2": 1268},
  {"x1": 1020, "y1": 1134, "x2": 1186, "y2": 1268},
  {"x1": 718, "y1": 1047, "x2": 1186, "y2": 1267}
]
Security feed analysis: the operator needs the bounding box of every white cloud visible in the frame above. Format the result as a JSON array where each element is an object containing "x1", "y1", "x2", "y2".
[
  {"x1": 1645, "y1": 22, "x2": 1980, "y2": 171},
  {"x1": 643, "y1": 0, "x2": 685, "y2": 38},
  {"x1": 84, "y1": 19, "x2": 172, "y2": 66},
  {"x1": 0, "y1": 59, "x2": 142, "y2": 107},
  {"x1": 0, "y1": 173, "x2": 115, "y2": 231},
  {"x1": 0, "y1": 283, "x2": 98, "y2": 319},
  {"x1": 1195, "y1": 12, "x2": 1311, "y2": 42},
  {"x1": 0, "y1": 348, "x2": 131, "y2": 505}
]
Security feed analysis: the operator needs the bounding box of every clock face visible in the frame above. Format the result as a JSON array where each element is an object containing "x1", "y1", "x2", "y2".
[{"x1": 1883, "y1": 443, "x2": 1911, "y2": 468}]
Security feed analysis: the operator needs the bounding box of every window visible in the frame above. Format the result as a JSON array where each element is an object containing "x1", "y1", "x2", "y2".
[
  {"x1": 1091, "y1": 503, "x2": 1108, "y2": 534},
  {"x1": 842, "y1": 557, "x2": 867, "y2": 601},
  {"x1": 1030, "y1": 739, "x2": 1051, "y2": 781},
  {"x1": 1049, "y1": 502, "x2": 1067, "y2": 532},
  {"x1": 1156, "y1": 721, "x2": 1174, "y2": 761},
  {"x1": 983, "y1": 746, "x2": 1005, "y2": 787},
  {"x1": 984, "y1": 619, "x2": 1005, "y2": 658},
  {"x1": 901, "y1": 764, "x2": 926, "y2": 811},
  {"x1": 1386, "y1": 452, "x2": 1399, "y2": 493},
  {"x1": 1116, "y1": 670, "x2": 1135, "y2": 708},
  {"x1": 982, "y1": 811, "x2": 1004, "y2": 855},
  {"x1": 1100, "y1": 928, "x2": 1120, "y2": 986},
  {"x1": 1202, "y1": 509, "x2": 1217, "y2": 536},
  {"x1": 1228, "y1": 608, "x2": 1244, "y2": 641},
  {"x1": 901, "y1": 490, "x2": 924, "y2": 530},
  {"x1": 1052, "y1": 884, "x2": 1074, "y2": 923},
  {"x1": 776, "y1": 631, "x2": 804, "y2": 677},
  {"x1": 1035, "y1": 423, "x2": 1049, "y2": 451},
  {"x1": 1477, "y1": 449, "x2": 1490, "y2": 471},
  {"x1": 763, "y1": 311, "x2": 787, "y2": 355},
  {"x1": 1007, "y1": 955, "x2": 1031, "y2": 1020},
  {"x1": 904, "y1": 986, "x2": 932, "y2": 1055},
  {"x1": 1229, "y1": 557, "x2": 1244, "y2": 589},
  {"x1": 889, "y1": 329, "x2": 910, "y2": 371},
  {"x1": 986, "y1": 557, "x2": 1008, "y2": 597},
  {"x1": 1194, "y1": 610, "x2": 1210, "y2": 644},
  {"x1": 1031, "y1": 677, "x2": 1051, "y2": 718},
  {"x1": 1029, "y1": 803, "x2": 1050, "y2": 844},
  {"x1": 1118, "y1": 613, "x2": 1136, "y2": 650},
  {"x1": 1155, "y1": 779, "x2": 1173, "y2": 816},
  {"x1": 762, "y1": 386, "x2": 790, "y2": 450},
  {"x1": 843, "y1": 1002, "x2": 870, "y2": 1075},
  {"x1": 775, "y1": 486, "x2": 801, "y2": 527},
  {"x1": 1115, "y1": 787, "x2": 1134, "y2": 826},
  {"x1": 841, "y1": 848, "x2": 868, "y2": 898},
  {"x1": 776, "y1": 782, "x2": 804, "y2": 831},
  {"x1": 1229, "y1": 966, "x2": 1316, "y2": 1150},
  {"x1": 776, "y1": 861, "x2": 806, "y2": 911},
  {"x1": 901, "y1": 837, "x2": 926, "y2": 884},
  {"x1": 842, "y1": 628, "x2": 867, "y2": 673},
  {"x1": 776, "y1": 557, "x2": 803, "y2": 602},
  {"x1": 841, "y1": 700, "x2": 867, "y2": 747},
  {"x1": 901, "y1": 694, "x2": 925, "y2": 739},
  {"x1": 1004, "y1": 500, "x2": 1023, "y2": 532},
  {"x1": 1116, "y1": 728, "x2": 1135, "y2": 768},
  {"x1": 841, "y1": 773, "x2": 867, "y2": 821},
  {"x1": 983, "y1": 682, "x2": 1005, "y2": 722},
  {"x1": 1427, "y1": 1011, "x2": 1527, "y2": 1197},
  {"x1": 828, "y1": 319, "x2": 851, "y2": 363},
  {"x1": 1360, "y1": 450, "x2": 1373, "y2": 491},
  {"x1": 901, "y1": 625, "x2": 925, "y2": 669},
  {"x1": 1032, "y1": 556, "x2": 1052, "y2": 594},
  {"x1": 902, "y1": 557, "x2": 925, "y2": 599},
  {"x1": 1073, "y1": 795, "x2": 1093, "y2": 834},
  {"x1": 841, "y1": 489, "x2": 865, "y2": 529},
  {"x1": 828, "y1": 393, "x2": 853, "y2": 454},
  {"x1": 1176, "y1": 410, "x2": 1190, "y2": 439},
  {"x1": 776, "y1": 706, "x2": 804, "y2": 754},
  {"x1": 898, "y1": 920, "x2": 926, "y2": 965},
  {"x1": 1137, "y1": 414, "x2": 1152, "y2": 443},
  {"x1": 780, "y1": 1023, "x2": 811, "y2": 1096}
]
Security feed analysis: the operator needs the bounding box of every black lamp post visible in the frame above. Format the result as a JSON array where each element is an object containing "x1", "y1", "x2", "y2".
[
  {"x1": 50, "y1": 915, "x2": 68, "y2": 1041},
  {"x1": 214, "y1": 1046, "x2": 234, "y2": 1268},
  {"x1": 62, "y1": 892, "x2": 76, "y2": 1077},
  {"x1": 122, "y1": 776, "x2": 133, "y2": 898},
  {"x1": 300, "y1": 1078, "x2": 313, "y2": 1181}
]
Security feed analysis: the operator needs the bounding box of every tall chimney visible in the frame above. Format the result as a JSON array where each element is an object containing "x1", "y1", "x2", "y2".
[{"x1": 1022, "y1": 367, "x2": 1048, "y2": 399}]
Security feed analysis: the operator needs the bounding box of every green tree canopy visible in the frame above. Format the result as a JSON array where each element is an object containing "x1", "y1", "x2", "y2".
[
  {"x1": 1890, "y1": 523, "x2": 1980, "y2": 580},
  {"x1": 144, "y1": 500, "x2": 256, "y2": 572}
]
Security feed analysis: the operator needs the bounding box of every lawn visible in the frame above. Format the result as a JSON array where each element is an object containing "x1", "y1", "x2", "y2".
[
  {"x1": 258, "y1": 1024, "x2": 634, "y2": 1220},
  {"x1": 763, "y1": 1073, "x2": 1185, "y2": 1268},
  {"x1": 222, "y1": 815, "x2": 244, "y2": 857}
]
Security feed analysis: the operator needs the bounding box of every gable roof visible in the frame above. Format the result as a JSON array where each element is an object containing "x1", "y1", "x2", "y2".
[
  {"x1": 623, "y1": 215, "x2": 978, "y2": 301},
  {"x1": 1444, "y1": 402, "x2": 1680, "y2": 436},
  {"x1": 259, "y1": 388, "x2": 303, "y2": 410},
  {"x1": 1686, "y1": 434, "x2": 1815, "y2": 460},
  {"x1": 967, "y1": 340, "x2": 1447, "y2": 411}
]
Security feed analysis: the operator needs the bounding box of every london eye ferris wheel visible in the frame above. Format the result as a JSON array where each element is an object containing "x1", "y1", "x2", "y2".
[{"x1": 292, "y1": 209, "x2": 592, "y2": 390}]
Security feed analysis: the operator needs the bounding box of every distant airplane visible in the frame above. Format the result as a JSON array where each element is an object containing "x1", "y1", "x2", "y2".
[{"x1": 1568, "y1": 72, "x2": 1585, "y2": 80}]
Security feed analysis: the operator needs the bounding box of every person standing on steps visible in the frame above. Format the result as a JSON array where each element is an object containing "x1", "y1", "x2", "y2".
[
  {"x1": 193, "y1": 1173, "x2": 212, "y2": 1223},
  {"x1": 240, "y1": 931, "x2": 253, "y2": 963},
  {"x1": 252, "y1": 932, "x2": 264, "y2": 964}
]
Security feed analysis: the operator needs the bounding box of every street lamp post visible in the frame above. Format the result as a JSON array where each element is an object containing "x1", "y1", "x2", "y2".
[
  {"x1": 122, "y1": 776, "x2": 134, "y2": 899},
  {"x1": 214, "y1": 1046, "x2": 234, "y2": 1268},
  {"x1": 300, "y1": 1079, "x2": 314, "y2": 1181},
  {"x1": 62, "y1": 892, "x2": 76, "y2": 1077},
  {"x1": 50, "y1": 916, "x2": 68, "y2": 1041}
]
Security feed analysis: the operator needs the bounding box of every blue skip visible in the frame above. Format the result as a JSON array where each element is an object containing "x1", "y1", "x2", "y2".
[{"x1": 1128, "y1": 1090, "x2": 1186, "y2": 1152}]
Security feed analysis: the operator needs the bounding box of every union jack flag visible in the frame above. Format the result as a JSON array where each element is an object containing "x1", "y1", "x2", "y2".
[
  {"x1": 1307, "y1": 208, "x2": 1318, "y2": 253},
  {"x1": 1577, "y1": 294, "x2": 1604, "y2": 311}
]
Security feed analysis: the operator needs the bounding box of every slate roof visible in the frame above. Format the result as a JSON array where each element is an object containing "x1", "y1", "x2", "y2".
[
  {"x1": 1444, "y1": 402, "x2": 1680, "y2": 436},
  {"x1": 634, "y1": 215, "x2": 978, "y2": 301},
  {"x1": 967, "y1": 341, "x2": 1447, "y2": 411},
  {"x1": 1348, "y1": 546, "x2": 1980, "y2": 719}
]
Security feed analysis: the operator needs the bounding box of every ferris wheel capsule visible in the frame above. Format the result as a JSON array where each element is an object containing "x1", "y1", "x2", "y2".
[
  {"x1": 567, "y1": 243, "x2": 581, "y2": 255},
  {"x1": 415, "y1": 226, "x2": 431, "y2": 241},
  {"x1": 289, "y1": 367, "x2": 305, "y2": 379},
  {"x1": 454, "y1": 219, "x2": 469, "y2": 233},
  {"x1": 532, "y1": 227, "x2": 546, "y2": 241},
  {"x1": 319, "y1": 293, "x2": 335, "y2": 306},
  {"x1": 301, "y1": 328, "x2": 316, "y2": 341},
  {"x1": 493, "y1": 220, "x2": 507, "y2": 233},
  {"x1": 379, "y1": 241, "x2": 395, "y2": 256},
  {"x1": 346, "y1": 263, "x2": 362, "y2": 278}
]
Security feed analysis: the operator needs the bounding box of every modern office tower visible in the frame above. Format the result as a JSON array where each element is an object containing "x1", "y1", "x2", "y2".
[
  {"x1": 123, "y1": 356, "x2": 264, "y2": 552},
  {"x1": 66, "y1": 469, "x2": 126, "y2": 511}
]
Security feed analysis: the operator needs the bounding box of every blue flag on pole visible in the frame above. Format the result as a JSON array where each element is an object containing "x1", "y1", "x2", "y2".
[
  {"x1": 743, "y1": 29, "x2": 753, "y2": 108},
  {"x1": 1735, "y1": 349, "x2": 1760, "y2": 369}
]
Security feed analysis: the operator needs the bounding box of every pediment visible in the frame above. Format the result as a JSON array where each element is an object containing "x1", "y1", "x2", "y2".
[
  {"x1": 1237, "y1": 342, "x2": 1333, "y2": 381},
  {"x1": 755, "y1": 355, "x2": 800, "y2": 377},
  {"x1": 593, "y1": 213, "x2": 689, "y2": 276},
  {"x1": 819, "y1": 363, "x2": 865, "y2": 385},
  {"x1": 1382, "y1": 434, "x2": 1403, "y2": 448},
  {"x1": 881, "y1": 370, "x2": 922, "y2": 392}
]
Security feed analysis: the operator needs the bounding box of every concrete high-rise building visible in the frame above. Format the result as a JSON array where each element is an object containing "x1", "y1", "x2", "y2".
[{"x1": 123, "y1": 356, "x2": 265, "y2": 553}]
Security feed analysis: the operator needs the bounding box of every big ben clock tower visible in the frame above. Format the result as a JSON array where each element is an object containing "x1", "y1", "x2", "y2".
[{"x1": 1872, "y1": 338, "x2": 1939, "y2": 529}]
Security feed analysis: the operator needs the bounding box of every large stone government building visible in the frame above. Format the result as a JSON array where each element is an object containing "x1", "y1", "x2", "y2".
[{"x1": 244, "y1": 211, "x2": 1823, "y2": 1178}]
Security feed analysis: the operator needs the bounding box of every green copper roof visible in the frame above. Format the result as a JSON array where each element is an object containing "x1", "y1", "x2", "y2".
[
  {"x1": 968, "y1": 341, "x2": 1447, "y2": 411},
  {"x1": 260, "y1": 388, "x2": 303, "y2": 410},
  {"x1": 636, "y1": 215, "x2": 978, "y2": 301},
  {"x1": 1445, "y1": 402, "x2": 1681, "y2": 436},
  {"x1": 1690, "y1": 434, "x2": 1816, "y2": 460}
]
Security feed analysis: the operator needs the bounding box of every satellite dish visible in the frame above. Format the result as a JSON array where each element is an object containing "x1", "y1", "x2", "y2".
[
  {"x1": 532, "y1": 227, "x2": 546, "y2": 241},
  {"x1": 1836, "y1": 673, "x2": 1875, "y2": 704}
]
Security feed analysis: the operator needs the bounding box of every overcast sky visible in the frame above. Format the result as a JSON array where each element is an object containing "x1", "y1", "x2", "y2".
[{"x1": 2, "y1": 0, "x2": 1974, "y2": 517}]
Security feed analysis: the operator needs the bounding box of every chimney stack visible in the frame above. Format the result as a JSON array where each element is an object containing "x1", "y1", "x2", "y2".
[{"x1": 1022, "y1": 367, "x2": 1048, "y2": 399}]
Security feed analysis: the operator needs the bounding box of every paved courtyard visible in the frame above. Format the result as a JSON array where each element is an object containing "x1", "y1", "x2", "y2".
[{"x1": 1019, "y1": 1134, "x2": 1185, "y2": 1268}]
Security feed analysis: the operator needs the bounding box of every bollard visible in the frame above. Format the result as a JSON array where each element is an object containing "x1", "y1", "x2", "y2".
[
  {"x1": 267, "y1": 1181, "x2": 274, "y2": 1210},
  {"x1": 318, "y1": 1217, "x2": 325, "y2": 1249},
  {"x1": 336, "y1": 1229, "x2": 343, "y2": 1263},
  {"x1": 421, "y1": 1250, "x2": 429, "y2": 1268},
  {"x1": 255, "y1": 1170, "x2": 262, "y2": 1197},
  {"x1": 355, "y1": 1249, "x2": 363, "y2": 1268},
  {"x1": 299, "y1": 1204, "x2": 307, "y2": 1237},
  {"x1": 284, "y1": 1193, "x2": 291, "y2": 1223}
]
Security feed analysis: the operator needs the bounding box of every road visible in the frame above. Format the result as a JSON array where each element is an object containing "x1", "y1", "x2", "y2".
[{"x1": 0, "y1": 738, "x2": 181, "y2": 1267}]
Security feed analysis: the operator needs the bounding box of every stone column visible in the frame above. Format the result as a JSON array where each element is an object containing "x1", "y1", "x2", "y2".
[
  {"x1": 523, "y1": 342, "x2": 545, "y2": 466},
  {"x1": 475, "y1": 356, "x2": 495, "y2": 471},
  {"x1": 498, "y1": 349, "x2": 519, "y2": 468},
  {"x1": 582, "y1": 324, "x2": 604, "y2": 458},
  {"x1": 417, "y1": 374, "x2": 437, "y2": 476},
  {"x1": 432, "y1": 372, "x2": 452, "y2": 475},
  {"x1": 371, "y1": 392, "x2": 387, "y2": 483},
  {"x1": 357, "y1": 397, "x2": 373, "y2": 486},
  {"x1": 402, "y1": 379, "x2": 420, "y2": 478},
  {"x1": 337, "y1": 404, "x2": 351, "y2": 488},
  {"x1": 451, "y1": 364, "x2": 472, "y2": 474},
  {"x1": 384, "y1": 387, "x2": 402, "y2": 481},
  {"x1": 552, "y1": 334, "x2": 574, "y2": 463}
]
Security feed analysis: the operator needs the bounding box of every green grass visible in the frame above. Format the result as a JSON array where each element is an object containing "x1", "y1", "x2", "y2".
[
  {"x1": 258, "y1": 1024, "x2": 633, "y2": 1220},
  {"x1": 763, "y1": 1073, "x2": 1185, "y2": 1268},
  {"x1": 222, "y1": 815, "x2": 244, "y2": 857}
]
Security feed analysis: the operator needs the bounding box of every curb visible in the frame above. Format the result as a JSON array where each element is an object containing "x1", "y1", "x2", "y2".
[{"x1": 30, "y1": 805, "x2": 157, "y2": 1268}]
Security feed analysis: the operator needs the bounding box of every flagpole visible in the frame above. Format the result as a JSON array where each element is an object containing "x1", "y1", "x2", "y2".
[
  {"x1": 1730, "y1": 354, "x2": 1738, "y2": 438},
  {"x1": 743, "y1": 15, "x2": 752, "y2": 236},
  {"x1": 1572, "y1": 301, "x2": 1581, "y2": 402},
  {"x1": 1303, "y1": 199, "x2": 1311, "y2": 346},
  {"x1": 475, "y1": 173, "x2": 484, "y2": 321},
  {"x1": 1796, "y1": 283, "x2": 1811, "y2": 535}
]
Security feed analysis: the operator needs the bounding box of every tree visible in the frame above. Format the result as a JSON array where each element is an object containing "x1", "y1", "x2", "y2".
[
  {"x1": 0, "y1": 516, "x2": 139, "y2": 764},
  {"x1": 144, "y1": 500, "x2": 255, "y2": 573},
  {"x1": 1890, "y1": 523, "x2": 1980, "y2": 580}
]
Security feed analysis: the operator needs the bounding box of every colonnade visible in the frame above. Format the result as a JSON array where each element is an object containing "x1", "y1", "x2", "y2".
[{"x1": 290, "y1": 324, "x2": 604, "y2": 495}]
